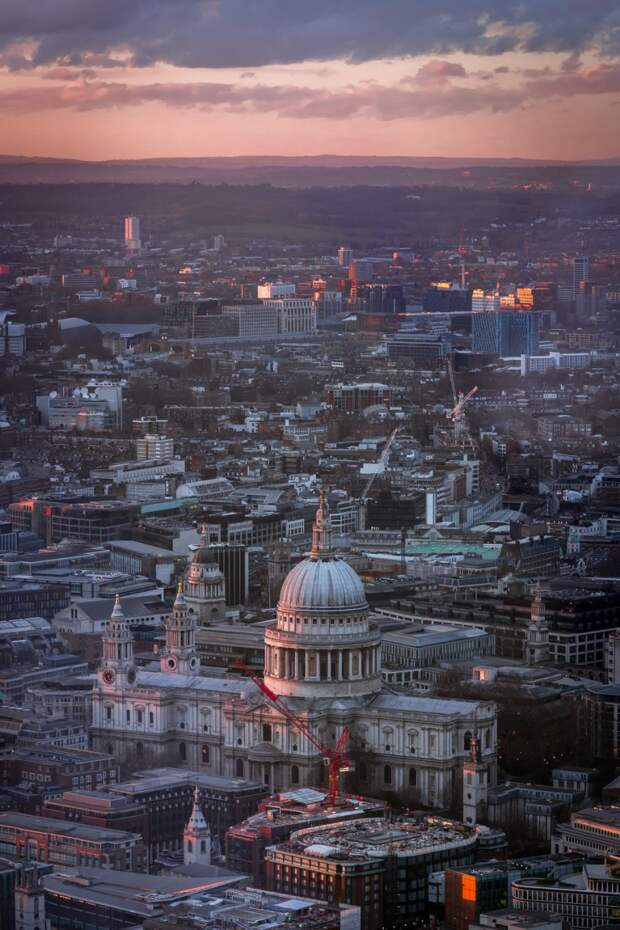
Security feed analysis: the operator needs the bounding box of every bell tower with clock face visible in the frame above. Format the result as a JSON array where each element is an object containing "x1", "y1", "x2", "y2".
[
  {"x1": 98, "y1": 593, "x2": 137, "y2": 690},
  {"x1": 161, "y1": 581, "x2": 201, "y2": 676}
]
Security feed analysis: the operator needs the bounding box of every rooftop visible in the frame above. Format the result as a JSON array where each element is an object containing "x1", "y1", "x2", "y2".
[{"x1": 279, "y1": 816, "x2": 477, "y2": 862}]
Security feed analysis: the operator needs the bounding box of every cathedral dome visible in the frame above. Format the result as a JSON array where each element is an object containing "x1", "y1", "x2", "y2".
[{"x1": 279, "y1": 557, "x2": 366, "y2": 612}]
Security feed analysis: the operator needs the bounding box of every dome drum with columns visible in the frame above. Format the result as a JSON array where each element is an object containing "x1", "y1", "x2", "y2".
[{"x1": 264, "y1": 492, "x2": 381, "y2": 698}]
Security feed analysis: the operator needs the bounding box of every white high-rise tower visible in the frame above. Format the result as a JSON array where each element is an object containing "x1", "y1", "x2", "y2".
[{"x1": 124, "y1": 215, "x2": 141, "y2": 253}]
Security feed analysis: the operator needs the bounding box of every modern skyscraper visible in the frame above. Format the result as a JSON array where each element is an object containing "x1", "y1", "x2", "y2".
[
  {"x1": 337, "y1": 245, "x2": 352, "y2": 267},
  {"x1": 124, "y1": 215, "x2": 141, "y2": 253},
  {"x1": 472, "y1": 311, "x2": 539, "y2": 356},
  {"x1": 573, "y1": 255, "x2": 589, "y2": 297}
]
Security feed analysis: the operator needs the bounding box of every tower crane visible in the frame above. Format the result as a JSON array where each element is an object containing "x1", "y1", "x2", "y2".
[
  {"x1": 445, "y1": 359, "x2": 478, "y2": 449},
  {"x1": 235, "y1": 662, "x2": 352, "y2": 807},
  {"x1": 359, "y1": 427, "x2": 401, "y2": 530}
]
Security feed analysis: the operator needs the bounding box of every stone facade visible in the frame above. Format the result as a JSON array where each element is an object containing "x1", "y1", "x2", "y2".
[{"x1": 92, "y1": 496, "x2": 497, "y2": 807}]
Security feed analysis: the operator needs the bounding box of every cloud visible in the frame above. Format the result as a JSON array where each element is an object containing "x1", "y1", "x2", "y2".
[
  {"x1": 0, "y1": 0, "x2": 619, "y2": 71},
  {"x1": 2, "y1": 57, "x2": 619, "y2": 122},
  {"x1": 414, "y1": 60, "x2": 468, "y2": 84}
]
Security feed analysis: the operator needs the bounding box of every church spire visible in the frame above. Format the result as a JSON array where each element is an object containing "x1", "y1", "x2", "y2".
[
  {"x1": 161, "y1": 576, "x2": 200, "y2": 675},
  {"x1": 311, "y1": 490, "x2": 334, "y2": 560},
  {"x1": 99, "y1": 593, "x2": 136, "y2": 688},
  {"x1": 184, "y1": 785, "x2": 211, "y2": 865}
]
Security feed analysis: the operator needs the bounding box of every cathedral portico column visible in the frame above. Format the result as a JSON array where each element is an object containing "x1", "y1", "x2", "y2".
[
  {"x1": 278, "y1": 649, "x2": 285, "y2": 678},
  {"x1": 294, "y1": 651, "x2": 300, "y2": 679},
  {"x1": 326, "y1": 651, "x2": 332, "y2": 680},
  {"x1": 338, "y1": 650, "x2": 343, "y2": 681}
]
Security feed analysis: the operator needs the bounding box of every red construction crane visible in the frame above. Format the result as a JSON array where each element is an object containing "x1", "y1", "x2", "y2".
[{"x1": 235, "y1": 662, "x2": 352, "y2": 807}]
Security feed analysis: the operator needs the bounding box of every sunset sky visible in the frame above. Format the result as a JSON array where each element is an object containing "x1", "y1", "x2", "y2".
[{"x1": 1, "y1": 0, "x2": 619, "y2": 161}]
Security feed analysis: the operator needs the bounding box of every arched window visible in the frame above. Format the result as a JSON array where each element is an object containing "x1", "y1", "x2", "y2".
[
  {"x1": 409, "y1": 768, "x2": 417, "y2": 787},
  {"x1": 202, "y1": 744, "x2": 210, "y2": 764},
  {"x1": 179, "y1": 742, "x2": 186, "y2": 761},
  {"x1": 187, "y1": 840, "x2": 193, "y2": 853},
  {"x1": 200, "y1": 840, "x2": 207, "y2": 853},
  {"x1": 408, "y1": 730, "x2": 417, "y2": 754},
  {"x1": 485, "y1": 729, "x2": 491, "y2": 749},
  {"x1": 383, "y1": 765, "x2": 392, "y2": 785},
  {"x1": 291, "y1": 765, "x2": 299, "y2": 784},
  {"x1": 262, "y1": 723, "x2": 272, "y2": 742},
  {"x1": 464, "y1": 731, "x2": 473, "y2": 752},
  {"x1": 136, "y1": 742, "x2": 144, "y2": 758},
  {"x1": 236, "y1": 758, "x2": 244, "y2": 778},
  {"x1": 383, "y1": 728, "x2": 393, "y2": 752}
]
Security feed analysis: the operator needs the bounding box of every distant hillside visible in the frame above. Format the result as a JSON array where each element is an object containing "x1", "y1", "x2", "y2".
[{"x1": 0, "y1": 154, "x2": 618, "y2": 187}]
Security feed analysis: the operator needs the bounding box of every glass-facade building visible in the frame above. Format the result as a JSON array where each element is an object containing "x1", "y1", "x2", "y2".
[{"x1": 472, "y1": 311, "x2": 540, "y2": 356}]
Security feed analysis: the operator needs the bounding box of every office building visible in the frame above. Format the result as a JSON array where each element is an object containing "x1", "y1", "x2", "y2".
[
  {"x1": 0, "y1": 812, "x2": 144, "y2": 870},
  {"x1": 537, "y1": 415, "x2": 592, "y2": 442},
  {"x1": 472, "y1": 311, "x2": 539, "y2": 356},
  {"x1": 257, "y1": 282, "x2": 296, "y2": 299},
  {"x1": 225, "y1": 787, "x2": 386, "y2": 885},
  {"x1": 206, "y1": 543, "x2": 250, "y2": 606},
  {"x1": 513, "y1": 858, "x2": 620, "y2": 930},
  {"x1": 358, "y1": 283, "x2": 406, "y2": 315},
  {"x1": 42, "y1": 790, "x2": 146, "y2": 837},
  {"x1": 573, "y1": 256, "x2": 589, "y2": 298},
  {"x1": 135, "y1": 434, "x2": 175, "y2": 461},
  {"x1": 387, "y1": 332, "x2": 449, "y2": 368},
  {"x1": 0, "y1": 310, "x2": 26, "y2": 357},
  {"x1": 0, "y1": 744, "x2": 119, "y2": 793},
  {"x1": 222, "y1": 301, "x2": 279, "y2": 338},
  {"x1": 266, "y1": 816, "x2": 478, "y2": 930},
  {"x1": 0, "y1": 580, "x2": 70, "y2": 620},
  {"x1": 552, "y1": 808, "x2": 620, "y2": 858},
  {"x1": 520, "y1": 352, "x2": 592, "y2": 375},
  {"x1": 8, "y1": 497, "x2": 140, "y2": 545},
  {"x1": 424, "y1": 282, "x2": 472, "y2": 313},
  {"x1": 445, "y1": 858, "x2": 583, "y2": 930},
  {"x1": 124, "y1": 215, "x2": 141, "y2": 252},
  {"x1": 472, "y1": 289, "x2": 502, "y2": 313},
  {"x1": 575, "y1": 282, "x2": 606, "y2": 318},
  {"x1": 262, "y1": 297, "x2": 317, "y2": 334},
  {"x1": 326, "y1": 382, "x2": 395, "y2": 411},
  {"x1": 338, "y1": 245, "x2": 353, "y2": 267},
  {"x1": 108, "y1": 768, "x2": 268, "y2": 864}
]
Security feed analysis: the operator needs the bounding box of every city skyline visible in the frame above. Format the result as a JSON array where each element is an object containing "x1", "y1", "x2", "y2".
[{"x1": 1, "y1": 1, "x2": 619, "y2": 160}]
